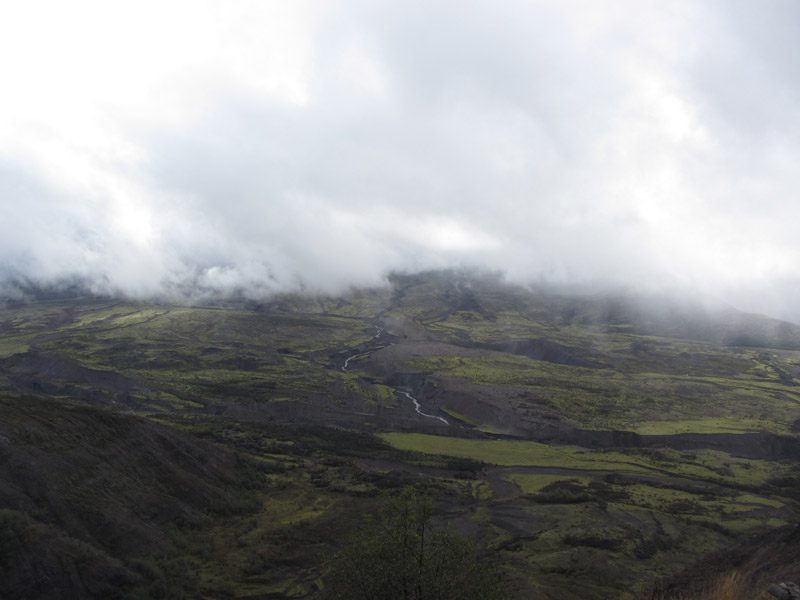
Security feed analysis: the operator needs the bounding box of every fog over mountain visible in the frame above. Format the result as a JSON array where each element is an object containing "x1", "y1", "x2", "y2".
[{"x1": 1, "y1": 1, "x2": 799, "y2": 319}]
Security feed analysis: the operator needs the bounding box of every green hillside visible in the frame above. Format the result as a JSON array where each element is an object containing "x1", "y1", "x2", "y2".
[{"x1": 1, "y1": 271, "x2": 800, "y2": 598}]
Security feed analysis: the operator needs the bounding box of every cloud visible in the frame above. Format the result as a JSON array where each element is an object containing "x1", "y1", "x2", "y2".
[{"x1": 1, "y1": 1, "x2": 800, "y2": 319}]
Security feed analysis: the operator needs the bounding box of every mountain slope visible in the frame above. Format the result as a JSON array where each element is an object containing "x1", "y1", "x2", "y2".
[{"x1": 2, "y1": 270, "x2": 800, "y2": 598}]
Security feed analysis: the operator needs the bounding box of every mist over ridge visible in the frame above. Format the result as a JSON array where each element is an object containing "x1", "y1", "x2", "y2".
[{"x1": 2, "y1": 1, "x2": 800, "y2": 321}]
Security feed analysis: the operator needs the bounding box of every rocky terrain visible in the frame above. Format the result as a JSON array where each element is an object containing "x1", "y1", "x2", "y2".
[{"x1": 2, "y1": 270, "x2": 800, "y2": 598}]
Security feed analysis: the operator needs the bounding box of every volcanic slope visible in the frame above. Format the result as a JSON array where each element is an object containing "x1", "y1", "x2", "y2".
[
  {"x1": 4, "y1": 271, "x2": 800, "y2": 440},
  {"x1": 2, "y1": 270, "x2": 800, "y2": 598}
]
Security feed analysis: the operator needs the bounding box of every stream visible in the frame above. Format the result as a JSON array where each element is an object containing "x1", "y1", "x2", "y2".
[
  {"x1": 398, "y1": 391, "x2": 449, "y2": 425},
  {"x1": 341, "y1": 351, "x2": 372, "y2": 372},
  {"x1": 340, "y1": 324, "x2": 448, "y2": 425},
  {"x1": 340, "y1": 325, "x2": 383, "y2": 371}
]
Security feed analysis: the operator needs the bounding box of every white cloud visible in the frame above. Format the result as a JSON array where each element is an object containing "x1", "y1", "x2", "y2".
[{"x1": 1, "y1": 0, "x2": 800, "y2": 320}]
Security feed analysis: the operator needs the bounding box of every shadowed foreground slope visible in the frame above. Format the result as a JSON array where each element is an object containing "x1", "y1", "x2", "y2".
[{"x1": 0, "y1": 396, "x2": 279, "y2": 598}]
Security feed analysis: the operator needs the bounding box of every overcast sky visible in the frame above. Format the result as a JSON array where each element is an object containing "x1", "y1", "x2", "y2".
[{"x1": 1, "y1": 1, "x2": 799, "y2": 319}]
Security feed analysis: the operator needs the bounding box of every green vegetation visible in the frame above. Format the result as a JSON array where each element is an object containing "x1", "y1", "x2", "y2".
[
  {"x1": 378, "y1": 430, "x2": 798, "y2": 597},
  {"x1": 380, "y1": 433, "x2": 793, "y2": 485},
  {"x1": 321, "y1": 486, "x2": 508, "y2": 600},
  {"x1": 405, "y1": 354, "x2": 800, "y2": 434},
  {"x1": 0, "y1": 300, "x2": 393, "y2": 410},
  {"x1": 440, "y1": 407, "x2": 500, "y2": 433},
  {"x1": 0, "y1": 397, "x2": 460, "y2": 599},
  {"x1": 3, "y1": 271, "x2": 800, "y2": 599}
]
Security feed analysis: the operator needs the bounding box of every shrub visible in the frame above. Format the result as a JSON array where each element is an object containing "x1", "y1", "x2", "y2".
[{"x1": 320, "y1": 486, "x2": 508, "y2": 600}]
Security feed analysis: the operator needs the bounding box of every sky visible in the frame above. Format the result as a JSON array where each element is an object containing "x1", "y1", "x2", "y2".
[{"x1": 1, "y1": 1, "x2": 799, "y2": 319}]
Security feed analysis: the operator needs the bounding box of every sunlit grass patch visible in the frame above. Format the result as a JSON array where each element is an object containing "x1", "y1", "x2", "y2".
[
  {"x1": 732, "y1": 493, "x2": 783, "y2": 508},
  {"x1": 380, "y1": 434, "x2": 796, "y2": 492},
  {"x1": 381, "y1": 433, "x2": 664, "y2": 475},
  {"x1": 440, "y1": 408, "x2": 501, "y2": 433},
  {"x1": 631, "y1": 417, "x2": 777, "y2": 435},
  {"x1": 470, "y1": 480, "x2": 493, "y2": 499},
  {"x1": 0, "y1": 337, "x2": 30, "y2": 358}
]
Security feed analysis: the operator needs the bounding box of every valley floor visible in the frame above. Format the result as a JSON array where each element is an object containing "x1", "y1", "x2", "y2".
[{"x1": 2, "y1": 272, "x2": 800, "y2": 598}]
